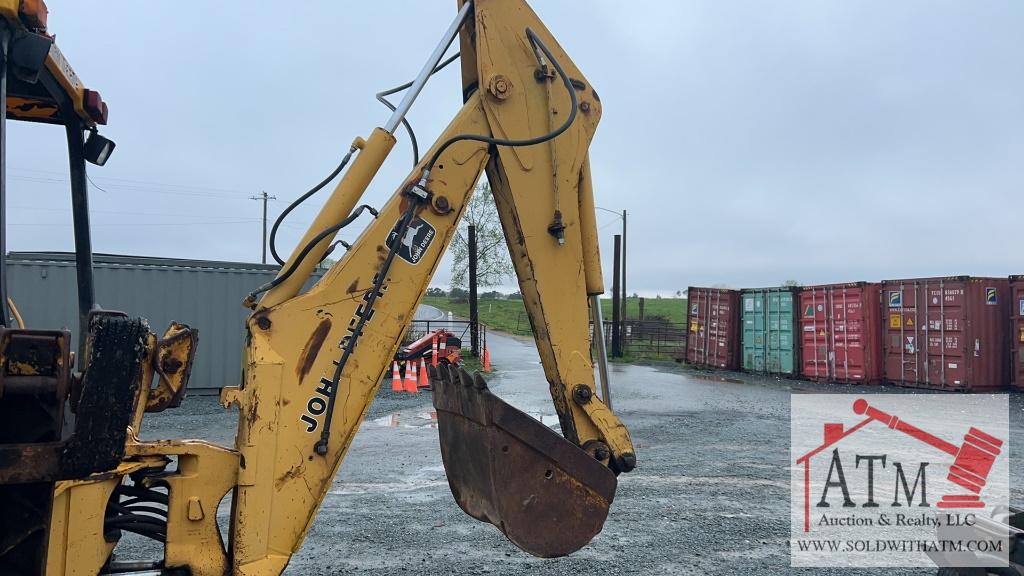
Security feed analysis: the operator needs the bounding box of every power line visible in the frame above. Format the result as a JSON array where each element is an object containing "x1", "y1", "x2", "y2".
[
  {"x1": 7, "y1": 170, "x2": 253, "y2": 199},
  {"x1": 9, "y1": 220, "x2": 262, "y2": 228},
  {"x1": 10, "y1": 167, "x2": 250, "y2": 196},
  {"x1": 250, "y1": 191, "x2": 277, "y2": 264}
]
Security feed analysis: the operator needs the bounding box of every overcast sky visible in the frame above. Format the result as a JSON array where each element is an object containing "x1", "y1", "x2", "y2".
[{"x1": 9, "y1": 1, "x2": 1023, "y2": 296}]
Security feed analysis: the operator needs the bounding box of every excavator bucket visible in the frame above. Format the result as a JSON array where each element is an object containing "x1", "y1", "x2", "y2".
[{"x1": 429, "y1": 364, "x2": 616, "y2": 558}]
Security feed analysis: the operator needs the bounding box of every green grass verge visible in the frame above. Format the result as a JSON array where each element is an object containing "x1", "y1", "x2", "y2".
[
  {"x1": 422, "y1": 295, "x2": 534, "y2": 336},
  {"x1": 422, "y1": 296, "x2": 688, "y2": 362},
  {"x1": 423, "y1": 295, "x2": 688, "y2": 333}
]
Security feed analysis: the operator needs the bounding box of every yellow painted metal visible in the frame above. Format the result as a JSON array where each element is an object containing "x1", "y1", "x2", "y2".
[
  {"x1": 577, "y1": 154, "x2": 604, "y2": 296},
  {"x1": 0, "y1": 1, "x2": 21, "y2": 24},
  {"x1": 43, "y1": 42, "x2": 92, "y2": 125},
  {"x1": 0, "y1": 0, "x2": 96, "y2": 128},
  {"x1": 225, "y1": 1, "x2": 634, "y2": 569},
  {"x1": 31, "y1": 1, "x2": 636, "y2": 573},
  {"x1": 126, "y1": 440, "x2": 239, "y2": 576},
  {"x1": 146, "y1": 322, "x2": 199, "y2": 412},
  {"x1": 229, "y1": 99, "x2": 491, "y2": 573},
  {"x1": 470, "y1": 0, "x2": 632, "y2": 455},
  {"x1": 6, "y1": 297, "x2": 25, "y2": 328},
  {"x1": 45, "y1": 460, "x2": 155, "y2": 576},
  {"x1": 259, "y1": 129, "x2": 395, "y2": 309},
  {"x1": 130, "y1": 333, "x2": 158, "y2": 433},
  {"x1": 46, "y1": 479, "x2": 118, "y2": 576}
]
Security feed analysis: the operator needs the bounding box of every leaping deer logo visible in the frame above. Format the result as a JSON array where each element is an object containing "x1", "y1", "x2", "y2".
[{"x1": 401, "y1": 223, "x2": 424, "y2": 252}]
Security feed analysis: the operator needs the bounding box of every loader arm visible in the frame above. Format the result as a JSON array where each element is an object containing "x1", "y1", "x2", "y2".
[{"x1": 221, "y1": 1, "x2": 634, "y2": 573}]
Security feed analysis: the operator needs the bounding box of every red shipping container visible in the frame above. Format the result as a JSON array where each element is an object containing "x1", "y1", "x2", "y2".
[
  {"x1": 1011, "y1": 276, "x2": 1024, "y2": 389},
  {"x1": 686, "y1": 287, "x2": 740, "y2": 370},
  {"x1": 881, "y1": 277, "x2": 1009, "y2": 391},
  {"x1": 798, "y1": 282, "x2": 882, "y2": 384}
]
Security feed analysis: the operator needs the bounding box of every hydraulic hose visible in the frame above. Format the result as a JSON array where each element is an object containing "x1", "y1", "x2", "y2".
[
  {"x1": 421, "y1": 29, "x2": 577, "y2": 176},
  {"x1": 269, "y1": 146, "x2": 358, "y2": 266},
  {"x1": 313, "y1": 28, "x2": 580, "y2": 456},
  {"x1": 376, "y1": 52, "x2": 461, "y2": 166},
  {"x1": 246, "y1": 204, "x2": 378, "y2": 304}
]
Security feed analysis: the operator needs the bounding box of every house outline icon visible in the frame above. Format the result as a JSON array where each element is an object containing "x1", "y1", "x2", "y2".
[{"x1": 795, "y1": 413, "x2": 874, "y2": 533}]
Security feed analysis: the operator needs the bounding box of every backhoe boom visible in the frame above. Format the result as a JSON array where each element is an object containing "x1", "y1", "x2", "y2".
[{"x1": 9, "y1": 2, "x2": 637, "y2": 574}]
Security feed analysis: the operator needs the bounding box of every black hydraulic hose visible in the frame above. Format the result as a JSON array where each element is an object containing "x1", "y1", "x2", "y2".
[
  {"x1": 108, "y1": 501, "x2": 167, "y2": 519},
  {"x1": 422, "y1": 29, "x2": 576, "y2": 174},
  {"x1": 267, "y1": 52, "x2": 460, "y2": 271},
  {"x1": 105, "y1": 510, "x2": 168, "y2": 541},
  {"x1": 315, "y1": 202, "x2": 418, "y2": 455},
  {"x1": 247, "y1": 204, "x2": 379, "y2": 303},
  {"x1": 312, "y1": 29, "x2": 579, "y2": 456},
  {"x1": 114, "y1": 485, "x2": 169, "y2": 505},
  {"x1": 376, "y1": 51, "x2": 461, "y2": 166},
  {"x1": 269, "y1": 147, "x2": 357, "y2": 265}
]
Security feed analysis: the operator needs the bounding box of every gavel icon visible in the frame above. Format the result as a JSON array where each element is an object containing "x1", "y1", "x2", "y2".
[{"x1": 853, "y1": 398, "x2": 1003, "y2": 509}]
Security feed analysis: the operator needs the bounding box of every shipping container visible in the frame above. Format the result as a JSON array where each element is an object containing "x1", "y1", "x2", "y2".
[
  {"x1": 741, "y1": 287, "x2": 799, "y2": 375},
  {"x1": 881, "y1": 276, "x2": 1009, "y2": 391},
  {"x1": 7, "y1": 252, "x2": 326, "y2": 393},
  {"x1": 798, "y1": 283, "x2": 882, "y2": 384},
  {"x1": 1011, "y1": 276, "x2": 1024, "y2": 390},
  {"x1": 685, "y1": 287, "x2": 741, "y2": 370}
]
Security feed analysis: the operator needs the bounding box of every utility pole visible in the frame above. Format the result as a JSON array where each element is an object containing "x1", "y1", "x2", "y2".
[
  {"x1": 250, "y1": 191, "x2": 276, "y2": 264},
  {"x1": 468, "y1": 225, "x2": 480, "y2": 357},
  {"x1": 611, "y1": 234, "x2": 622, "y2": 358},
  {"x1": 595, "y1": 206, "x2": 628, "y2": 322},
  {"x1": 621, "y1": 209, "x2": 627, "y2": 321}
]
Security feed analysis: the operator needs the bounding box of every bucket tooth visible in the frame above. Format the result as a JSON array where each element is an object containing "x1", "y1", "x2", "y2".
[{"x1": 431, "y1": 368, "x2": 617, "y2": 558}]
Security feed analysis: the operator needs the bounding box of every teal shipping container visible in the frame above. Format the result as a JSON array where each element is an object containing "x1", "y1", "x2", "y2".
[{"x1": 741, "y1": 287, "x2": 799, "y2": 375}]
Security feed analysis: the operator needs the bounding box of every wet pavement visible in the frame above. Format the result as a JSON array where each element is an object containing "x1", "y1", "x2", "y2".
[{"x1": 130, "y1": 327, "x2": 1024, "y2": 575}]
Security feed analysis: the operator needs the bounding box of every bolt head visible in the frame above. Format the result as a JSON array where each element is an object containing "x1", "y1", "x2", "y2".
[
  {"x1": 487, "y1": 74, "x2": 512, "y2": 101},
  {"x1": 434, "y1": 195, "x2": 451, "y2": 214},
  {"x1": 572, "y1": 384, "x2": 593, "y2": 405},
  {"x1": 256, "y1": 317, "x2": 272, "y2": 330}
]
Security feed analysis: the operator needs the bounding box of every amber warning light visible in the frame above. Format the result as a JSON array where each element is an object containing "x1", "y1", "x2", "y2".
[{"x1": 83, "y1": 89, "x2": 108, "y2": 125}]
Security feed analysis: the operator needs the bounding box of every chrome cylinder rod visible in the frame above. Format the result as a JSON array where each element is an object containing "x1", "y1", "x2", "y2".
[
  {"x1": 382, "y1": 1, "x2": 472, "y2": 134},
  {"x1": 591, "y1": 295, "x2": 612, "y2": 409}
]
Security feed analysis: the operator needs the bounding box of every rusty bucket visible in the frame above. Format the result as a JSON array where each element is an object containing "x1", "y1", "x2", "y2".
[{"x1": 429, "y1": 364, "x2": 616, "y2": 558}]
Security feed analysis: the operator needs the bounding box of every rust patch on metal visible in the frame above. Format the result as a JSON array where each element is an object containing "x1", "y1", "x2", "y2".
[
  {"x1": 275, "y1": 463, "x2": 306, "y2": 490},
  {"x1": 147, "y1": 322, "x2": 198, "y2": 412},
  {"x1": 346, "y1": 279, "x2": 360, "y2": 294},
  {"x1": 247, "y1": 393, "x2": 260, "y2": 429},
  {"x1": 296, "y1": 317, "x2": 332, "y2": 385},
  {"x1": 430, "y1": 364, "x2": 616, "y2": 558}
]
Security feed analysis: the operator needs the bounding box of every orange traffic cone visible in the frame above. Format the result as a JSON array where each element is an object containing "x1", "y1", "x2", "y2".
[
  {"x1": 418, "y1": 358, "x2": 429, "y2": 389},
  {"x1": 404, "y1": 359, "x2": 419, "y2": 393},
  {"x1": 391, "y1": 360, "x2": 402, "y2": 391},
  {"x1": 482, "y1": 346, "x2": 492, "y2": 372}
]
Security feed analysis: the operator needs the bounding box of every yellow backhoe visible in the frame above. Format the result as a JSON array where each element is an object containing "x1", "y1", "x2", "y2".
[{"x1": 0, "y1": 1, "x2": 635, "y2": 574}]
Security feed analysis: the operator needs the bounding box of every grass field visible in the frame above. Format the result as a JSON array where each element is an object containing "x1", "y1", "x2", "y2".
[{"x1": 422, "y1": 295, "x2": 687, "y2": 337}]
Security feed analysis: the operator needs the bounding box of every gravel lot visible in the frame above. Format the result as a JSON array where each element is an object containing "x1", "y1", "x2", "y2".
[{"x1": 126, "y1": 327, "x2": 1024, "y2": 575}]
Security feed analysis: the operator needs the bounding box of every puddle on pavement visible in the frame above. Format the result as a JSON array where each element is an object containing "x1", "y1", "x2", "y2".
[
  {"x1": 369, "y1": 411, "x2": 439, "y2": 429},
  {"x1": 330, "y1": 465, "x2": 448, "y2": 495},
  {"x1": 369, "y1": 409, "x2": 559, "y2": 429}
]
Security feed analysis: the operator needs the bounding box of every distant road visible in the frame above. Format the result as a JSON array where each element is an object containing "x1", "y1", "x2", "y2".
[{"x1": 415, "y1": 304, "x2": 445, "y2": 321}]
